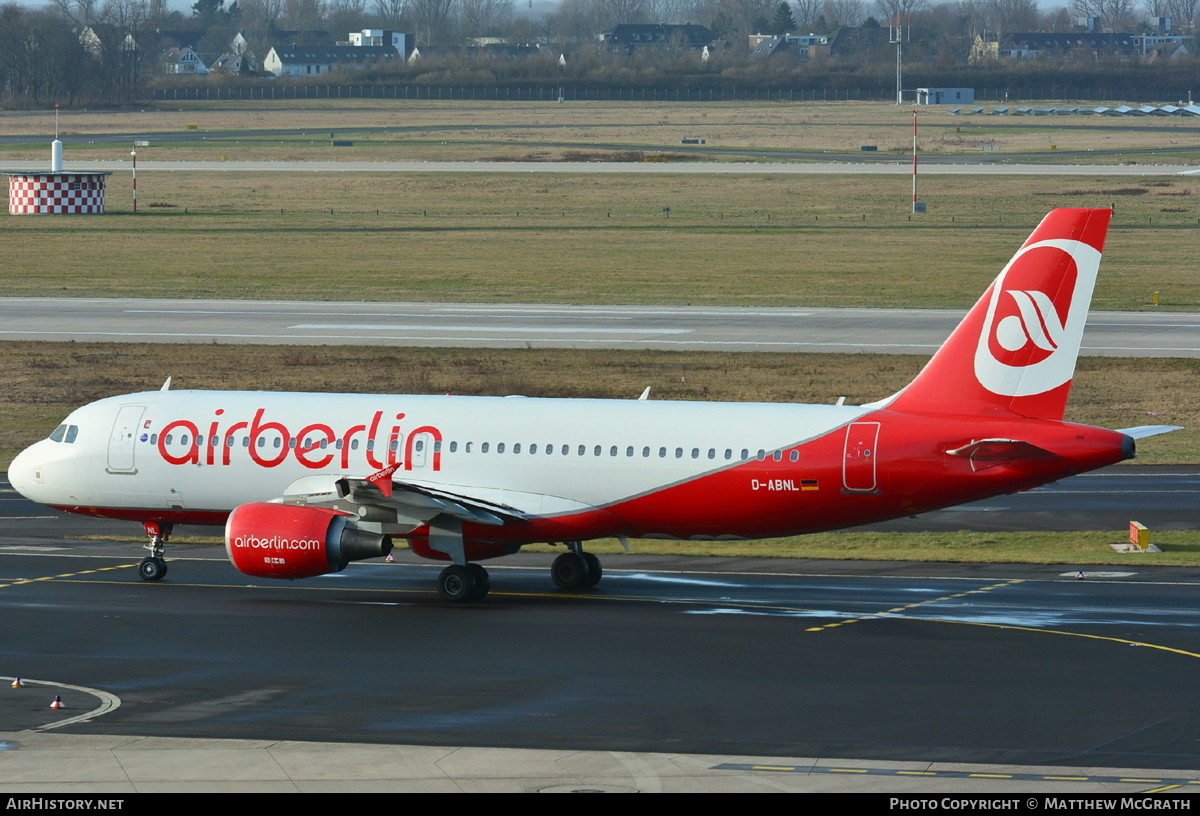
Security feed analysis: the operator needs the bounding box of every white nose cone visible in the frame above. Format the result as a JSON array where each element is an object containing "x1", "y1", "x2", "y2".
[{"x1": 8, "y1": 441, "x2": 47, "y2": 502}]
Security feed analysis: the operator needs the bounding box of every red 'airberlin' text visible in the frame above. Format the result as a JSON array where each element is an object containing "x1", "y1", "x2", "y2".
[{"x1": 154, "y1": 408, "x2": 443, "y2": 471}]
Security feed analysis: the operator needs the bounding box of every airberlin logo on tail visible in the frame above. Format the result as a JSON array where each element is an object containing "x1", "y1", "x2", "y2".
[{"x1": 974, "y1": 238, "x2": 1101, "y2": 397}]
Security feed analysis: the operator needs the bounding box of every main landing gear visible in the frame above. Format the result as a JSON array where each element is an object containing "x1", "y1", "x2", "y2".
[
  {"x1": 138, "y1": 521, "x2": 172, "y2": 582},
  {"x1": 430, "y1": 518, "x2": 492, "y2": 603},
  {"x1": 437, "y1": 563, "x2": 491, "y2": 603},
  {"x1": 551, "y1": 542, "x2": 602, "y2": 591},
  {"x1": 430, "y1": 527, "x2": 604, "y2": 601}
]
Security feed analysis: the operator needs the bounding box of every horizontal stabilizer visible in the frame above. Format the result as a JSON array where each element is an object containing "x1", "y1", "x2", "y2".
[
  {"x1": 1116, "y1": 425, "x2": 1184, "y2": 439},
  {"x1": 946, "y1": 439, "x2": 1054, "y2": 461}
]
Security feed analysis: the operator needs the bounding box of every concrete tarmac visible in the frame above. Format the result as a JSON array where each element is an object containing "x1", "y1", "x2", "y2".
[
  {"x1": 5, "y1": 730, "x2": 1199, "y2": 793},
  {"x1": 0, "y1": 298, "x2": 1195, "y2": 357}
]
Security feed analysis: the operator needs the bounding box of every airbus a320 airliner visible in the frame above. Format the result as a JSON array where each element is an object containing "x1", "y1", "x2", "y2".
[{"x1": 8, "y1": 209, "x2": 1179, "y2": 601}]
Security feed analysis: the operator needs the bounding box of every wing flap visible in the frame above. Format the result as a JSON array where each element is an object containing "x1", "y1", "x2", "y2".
[{"x1": 335, "y1": 475, "x2": 521, "y2": 527}]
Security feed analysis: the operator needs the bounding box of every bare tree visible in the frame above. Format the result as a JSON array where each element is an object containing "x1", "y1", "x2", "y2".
[
  {"x1": 649, "y1": 0, "x2": 711, "y2": 24},
  {"x1": 329, "y1": 0, "x2": 369, "y2": 15},
  {"x1": 792, "y1": 0, "x2": 823, "y2": 27},
  {"x1": 1071, "y1": 0, "x2": 1137, "y2": 30},
  {"x1": 873, "y1": 0, "x2": 927, "y2": 24},
  {"x1": 1163, "y1": 0, "x2": 1198, "y2": 26},
  {"x1": 82, "y1": 0, "x2": 153, "y2": 102},
  {"x1": 238, "y1": 0, "x2": 284, "y2": 42},
  {"x1": 409, "y1": 0, "x2": 457, "y2": 43},
  {"x1": 372, "y1": 0, "x2": 409, "y2": 26},
  {"x1": 990, "y1": 0, "x2": 1038, "y2": 32},
  {"x1": 709, "y1": 0, "x2": 778, "y2": 37},
  {"x1": 825, "y1": 0, "x2": 863, "y2": 25},
  {"x1": 281, "y1": 0, "x2": 325, "y2": 30},
  {"x1": 1, "y1": 7, "x2": 91, "y2": 104},
  {"x1": 459, "y1": 0, "x2": 513, "y2": 36}
]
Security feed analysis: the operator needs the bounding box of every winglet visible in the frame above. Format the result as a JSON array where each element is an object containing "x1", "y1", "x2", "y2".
[
  {"x1": 365, "y1": 463, "x2": 401, "y2": 497},
  {"x1": 160, "y1": 377, "x2": 172, "y2": 392}
]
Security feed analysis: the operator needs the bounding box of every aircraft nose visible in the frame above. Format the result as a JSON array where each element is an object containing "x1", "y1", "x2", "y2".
[{"x1": 8, "y1": 442, "x2": 46, "y2": 500}]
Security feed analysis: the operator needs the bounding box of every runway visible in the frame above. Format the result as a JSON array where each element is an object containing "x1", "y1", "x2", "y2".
[{"x1": 1, "y1": 297, "x2": 1196, "y2": 357}]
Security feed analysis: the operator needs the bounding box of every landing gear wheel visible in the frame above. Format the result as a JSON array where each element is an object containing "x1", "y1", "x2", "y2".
[
  {"x1": 138, "y1": 557, "x2": 167, "y2": 582},
  {"x1": 551, "y1": 552, "x2": 591, "y2": 590},
  {"x1": 438, "y1": 564, "x2": 478, "y2": 603},
  {"x1": 467, "y1": 563, "x2": 490, "y2": 601},
  {"x1": 581, "y1": 552, "x2": 602, "y2": 588}
]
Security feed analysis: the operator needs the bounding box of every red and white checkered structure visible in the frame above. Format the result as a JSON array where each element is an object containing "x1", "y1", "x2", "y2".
[{"x1": 7, "y1": 172, "x2": 110, "y2": 215}]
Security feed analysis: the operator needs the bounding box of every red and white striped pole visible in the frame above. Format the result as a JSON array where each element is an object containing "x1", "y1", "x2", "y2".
[
  {"x1": 911, "y1": 109, "x2": 918, "y2": 213},
  {"x1": 130, "y1": 145, "x2": 137, "y2": 213}
]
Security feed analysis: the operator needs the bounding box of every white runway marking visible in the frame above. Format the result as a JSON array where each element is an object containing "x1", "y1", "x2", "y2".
[{"x1": 289, "y1": 323, "x2": 692, "y2": 334}]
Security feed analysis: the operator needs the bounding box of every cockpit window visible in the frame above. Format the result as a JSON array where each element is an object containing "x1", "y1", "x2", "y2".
[{"x1": 48, "y1": 424, "x2": 79, "y2": 444}]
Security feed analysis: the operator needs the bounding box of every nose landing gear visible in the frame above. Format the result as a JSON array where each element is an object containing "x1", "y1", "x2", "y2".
[{"x1": 138, "y1": 521, "x2": 172, "y2": 581}]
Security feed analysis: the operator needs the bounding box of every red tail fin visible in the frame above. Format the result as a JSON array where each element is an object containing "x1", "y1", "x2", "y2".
[{"x1": 884, "y1": 209, "x2": 1111, "y2": 420}]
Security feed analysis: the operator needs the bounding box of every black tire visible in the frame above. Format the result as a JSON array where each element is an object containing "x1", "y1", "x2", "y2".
[
  {"x1": 467, "y1": 564, "x2": 490, "y2": 601},
  {"x1": 138, "y1": 557, "x2": 166, "y2": 582},
  {"x1": 438, "y1": 564, "x2": 477, "y2": 602},
  {"x1": 551, "y1": 552, "x2": 589, "y2": 590},
  {"x1": 581, "y1": 552, "x2": 602, "y2": 588}
]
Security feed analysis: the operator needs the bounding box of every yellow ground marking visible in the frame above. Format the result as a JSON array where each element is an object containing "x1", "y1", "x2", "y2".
[{"x1": 805, "y1": 578, "x2": 1025, "y2": 633}]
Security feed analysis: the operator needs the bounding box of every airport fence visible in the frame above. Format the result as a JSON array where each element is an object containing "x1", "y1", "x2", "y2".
[{"x1": 146, "y1": 85, "x2": 1192, "y2": 103}]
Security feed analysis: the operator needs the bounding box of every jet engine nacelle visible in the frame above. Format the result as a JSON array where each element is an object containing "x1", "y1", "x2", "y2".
[{"x1": 225, "y1": 502, "x2": 393, "y2": 580}]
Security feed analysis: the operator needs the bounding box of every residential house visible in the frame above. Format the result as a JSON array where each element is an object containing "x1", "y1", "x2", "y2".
[
  {"x1": 749, "y1": 33, "x2": 829, "y2": 60},
  {"x1": 263, "y1": 44, "x2": 398, "y2": 77},
  {"x1": 346, "y1": 29, "x2": 414, "y2": 59},
  {"x1": 598, "y1": 24, "x2": 720, "y2": 54},
  {"x1": 161, "y1": 45, "x2": 208, "y2": 75},
  {"x1": 970, "y1": 32, "x2": 1137, "y2": 63}
]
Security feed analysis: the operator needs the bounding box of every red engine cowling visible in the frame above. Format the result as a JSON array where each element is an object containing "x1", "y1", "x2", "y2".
[{"x1": 225, "y1": 502, "x2": 393, "y2": 580}]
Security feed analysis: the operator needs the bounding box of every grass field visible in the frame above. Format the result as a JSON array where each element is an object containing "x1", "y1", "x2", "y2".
[
  {"x1": 2, "y1": 172, "x2": 1200, "y2": 309},
  {"x1": 4, "y1": 100, "x2": 1200, "y2": 309}
]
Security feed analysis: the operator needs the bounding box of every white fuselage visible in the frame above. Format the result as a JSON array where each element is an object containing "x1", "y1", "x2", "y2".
[{"x1": 11, "y1": 389, "x2": 871, "y2": 533}]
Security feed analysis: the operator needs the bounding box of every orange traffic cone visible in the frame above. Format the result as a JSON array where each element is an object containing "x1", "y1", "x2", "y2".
[
  {"x1": 386, "y1": 553, "x2": 395, "y2": 563},
  {"x1": 1076, "y1": 571, "x2": 1085, "y2": 580},
  {"x1": 50, "y1": 695, "x2": 64, "y2": 710},
  {"x1": 11, "y1": 678, "x2": 24, "y2": 688}
]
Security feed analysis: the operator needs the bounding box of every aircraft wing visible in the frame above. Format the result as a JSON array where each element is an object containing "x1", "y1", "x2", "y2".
[
  {"x1": 279, "y1": 466, "x2": 529, "y2": 530},
  {"x1": 334, "y1": 472, "x2": 524, "y2": 527}
]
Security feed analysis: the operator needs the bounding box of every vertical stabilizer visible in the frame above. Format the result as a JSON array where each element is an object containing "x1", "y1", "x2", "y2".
[{"x1": 883, "y1": 208, "x2": 1111, "y2": 420}]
